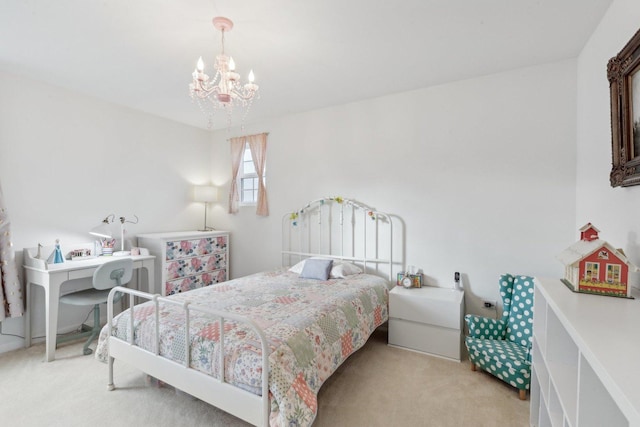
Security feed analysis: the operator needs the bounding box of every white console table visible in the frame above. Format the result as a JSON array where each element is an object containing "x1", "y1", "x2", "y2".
[
  {"x1": 388, "y1": 286, "x2": 464, "y2": 361},
  {"x1": 531, "y1": 277, "x2": 640, "y2": 426},
  {"x1": 23, "y1": 249, "x2": 155, "y2": 362}
]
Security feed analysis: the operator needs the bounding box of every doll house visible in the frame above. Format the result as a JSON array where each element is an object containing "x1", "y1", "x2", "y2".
[{"x1": 557, "y1": 223, "x2": 638, "y2": 298}]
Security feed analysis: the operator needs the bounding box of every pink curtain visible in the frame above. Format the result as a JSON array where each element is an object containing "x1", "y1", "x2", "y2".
[
  {"x1": 228, "y1": 136, "x2": 246, "y2": 214},
  {"x1": 228, "y1": 133, "x2": 269, "y2": 216},
  {"x1": 0, "y1": 184, "x2": 23, "y2": 320},
  {"x1": 247, "y1": 133, "x2": 269, "y2": 216}
]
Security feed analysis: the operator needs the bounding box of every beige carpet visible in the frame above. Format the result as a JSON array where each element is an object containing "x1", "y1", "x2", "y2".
[{"x1": 0, "y1": 328, "x2": 529, "y2": 426}]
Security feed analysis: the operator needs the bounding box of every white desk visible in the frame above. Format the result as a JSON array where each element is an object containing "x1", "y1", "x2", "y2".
[{"x1": 23, "y1": 254, "x2": 155, "y2": 362}]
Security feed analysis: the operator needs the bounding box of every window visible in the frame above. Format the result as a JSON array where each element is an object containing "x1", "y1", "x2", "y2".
[
  {"x1": 606, "y1": 264, "x2": 621, "y2": 283},
  {"x1": 238, "y1": 143, "x2": 265, "y2": 205},
  {"x1": 584, "y1": 262, "x2": 599, "y2": 282}
]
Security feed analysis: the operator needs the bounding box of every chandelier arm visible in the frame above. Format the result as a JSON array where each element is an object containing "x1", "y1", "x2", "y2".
[
  {"x1": 229, "y1": 89, "x2": 259, "y2": 102},
  {"x1": 193, "y1": 80, "x2": 222, "y2": 96}
]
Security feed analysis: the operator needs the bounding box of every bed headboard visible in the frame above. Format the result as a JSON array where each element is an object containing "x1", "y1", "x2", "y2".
[{"x1": 281, "y1": 197, "x2": 399, "y2": 281}]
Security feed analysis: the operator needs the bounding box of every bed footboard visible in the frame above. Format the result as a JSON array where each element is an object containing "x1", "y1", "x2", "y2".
[{"x1": 106, "y1": 286, "x2": 271, "y2": 427}]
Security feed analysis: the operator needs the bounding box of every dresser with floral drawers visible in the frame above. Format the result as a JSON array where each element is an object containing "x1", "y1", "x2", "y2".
[{"x1": 137, "y1": 230, "x2": 229, "y2": 296}]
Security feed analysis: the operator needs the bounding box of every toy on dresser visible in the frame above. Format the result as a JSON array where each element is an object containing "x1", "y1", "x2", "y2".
[{"x1": 557, "y1": 223, "x2": 638, "y2": 298}]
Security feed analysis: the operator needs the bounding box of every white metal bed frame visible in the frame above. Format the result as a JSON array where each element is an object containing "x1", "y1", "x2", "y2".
[{"x1": 105, "y1": 198, "x2": 396, "y2": 426}]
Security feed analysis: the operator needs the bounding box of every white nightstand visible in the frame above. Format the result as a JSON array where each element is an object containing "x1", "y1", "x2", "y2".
[{"x1": 388, "y1": 286, "x2": 464, "y2": 361}]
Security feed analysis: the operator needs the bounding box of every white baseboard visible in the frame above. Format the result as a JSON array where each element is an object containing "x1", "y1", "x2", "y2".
[{"x1": 0, "y1": 338, "x2": 25, "y2": 354}]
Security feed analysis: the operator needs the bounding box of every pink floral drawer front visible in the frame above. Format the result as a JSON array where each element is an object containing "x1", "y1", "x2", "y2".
[
  {"x1": 165, "y1": 269, "x2": 227, "y2": 295},
  {"x1": 165, "y1": 253, "x2": 227, "y2": 280},
  {"x1": 165, "y1": 236, "x2": 228, "y2": 260}
]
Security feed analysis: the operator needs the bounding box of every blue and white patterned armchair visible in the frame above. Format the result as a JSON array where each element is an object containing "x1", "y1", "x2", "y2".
[{"x1": 464, "y1": 274, "x2": 535, "y2": 400}]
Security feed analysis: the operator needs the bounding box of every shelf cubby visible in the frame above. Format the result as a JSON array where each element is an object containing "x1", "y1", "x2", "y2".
[
  {"x1": 532, "y1": 340, "x2": 549, "y2": 401},
  {"x1": 545, "y1": 308, "x2": 578, "y2": 425},
  {"x1": 539, "y1": 396, "x2": 552, "y2": 427},
  {"x1": 577, "y1": 354, "x2": 628, "y2": 427},
  {"x1": 549, "y1": 381, "x2": 564, "y2": 427},
  {"x1": 530, "y1": 366, "x2": 541, "y2": 427}
]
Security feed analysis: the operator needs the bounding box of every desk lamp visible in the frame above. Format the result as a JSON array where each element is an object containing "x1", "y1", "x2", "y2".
[
  {"x1": 193, "y1": 185, "x2": 218, "y2": 231},
  {"x1": 89, "y1": 214, "x2": 139, "y2": 256}
]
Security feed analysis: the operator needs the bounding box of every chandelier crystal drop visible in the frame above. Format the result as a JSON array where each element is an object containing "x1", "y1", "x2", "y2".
[{"x1": 189, "y1": 17, "x2": 259, "y2": 128}]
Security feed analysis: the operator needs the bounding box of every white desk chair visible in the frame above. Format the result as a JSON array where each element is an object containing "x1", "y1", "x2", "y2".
[{"x1": 57, "y1": 258, "x2": 133, "y2": 355}]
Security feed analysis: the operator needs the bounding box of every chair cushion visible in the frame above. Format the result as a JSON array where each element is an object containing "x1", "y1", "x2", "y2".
[
  {"x1": 60, "y1": 288, "x2": 111, "y2": 306},
  {"x1": 465, "y1": 337, "x2": 530, "y2": 373},
  {"x1": 466, "y1": 337, "x2": 531, "y2": 390}
]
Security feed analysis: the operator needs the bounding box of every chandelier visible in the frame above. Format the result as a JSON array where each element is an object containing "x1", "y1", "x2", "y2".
[{"x1": 189, "y1": 17, "x2": 259, "y2": 128}]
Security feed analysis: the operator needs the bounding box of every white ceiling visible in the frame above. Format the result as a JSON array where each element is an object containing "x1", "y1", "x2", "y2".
[{"x1": 0, "y1": 0, "x2": 613, "y2": 130}]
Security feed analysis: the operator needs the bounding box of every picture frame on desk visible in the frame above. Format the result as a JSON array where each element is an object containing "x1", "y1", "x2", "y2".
[
  {"x1": 69, "y1": 248, "x2": 94, "y2": 261},
  {"x1": 122, "y1": 247, "x2": 149, "y2": 256}
]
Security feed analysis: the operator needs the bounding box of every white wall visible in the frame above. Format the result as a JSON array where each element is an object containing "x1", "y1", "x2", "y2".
[
  {"x1": 211, "y1": 60, "x2": 578, "y2": 315},
  {"x1": 0, "y1": 71, "x2": 212, "y2": 352},
  {"x1": 576, "y1": 0, "x2": 640, "y2": 282}
]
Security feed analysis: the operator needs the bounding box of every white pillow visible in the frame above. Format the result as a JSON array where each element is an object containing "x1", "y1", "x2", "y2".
[
  {"x1": 288, "y1": 259, "x2": 313, "y2": 275},
  {"x1": 288, "y1": 258, "x2": 362, "y2": 278},
  {"x1": 330, "y1": 262, "x2": 363, "y2": 278}
]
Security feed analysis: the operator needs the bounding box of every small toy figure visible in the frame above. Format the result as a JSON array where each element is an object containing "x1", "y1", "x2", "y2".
[{"x1": 48, "y1": 239, "x2": 65, "y2": 264}]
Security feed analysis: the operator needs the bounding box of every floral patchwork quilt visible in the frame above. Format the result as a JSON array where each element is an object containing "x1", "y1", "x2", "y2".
[{"x1": 96, "y1": 269, "x2": 391, "y2": 426}]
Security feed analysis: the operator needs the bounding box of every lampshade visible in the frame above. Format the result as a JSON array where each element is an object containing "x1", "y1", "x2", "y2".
[
  {"x1": 193, "y1": 185, "x2": 219, "y2": 203},
  {"x1": 89, "y1": 220, "x2": 113, "y2": 238}
]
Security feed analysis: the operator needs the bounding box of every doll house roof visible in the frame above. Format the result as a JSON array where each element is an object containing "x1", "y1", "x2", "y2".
[
  {"x1": 557, "y1": 237, "x2": 639, "y2": 273},
  {"x1": 557, "y1": 239, "x2": 624, "y2": 267},
  {"x1": 579, "y1": 223, "x2": 600, "y2": 233}
]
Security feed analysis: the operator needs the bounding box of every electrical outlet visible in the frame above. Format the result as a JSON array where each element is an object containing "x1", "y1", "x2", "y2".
[{"x1": 483, "y1": 300, "x2": 497, "y2": 309}]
